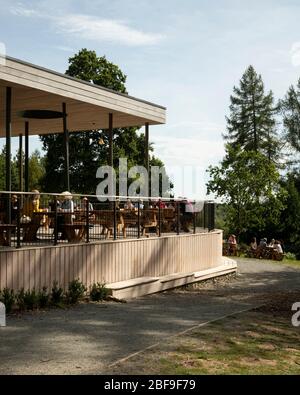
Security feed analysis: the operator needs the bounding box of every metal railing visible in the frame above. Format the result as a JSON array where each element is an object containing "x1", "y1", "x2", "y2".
[{"x1": 0, "y1": 191, "x2": 216, "y2": 249}]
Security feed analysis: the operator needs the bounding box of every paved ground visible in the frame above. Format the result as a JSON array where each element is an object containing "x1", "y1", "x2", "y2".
[{"x1": 0, "y1": 258, "x2": 299, "y2": 375}]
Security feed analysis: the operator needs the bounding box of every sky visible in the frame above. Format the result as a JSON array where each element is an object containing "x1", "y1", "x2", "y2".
[{"x1": 1, "y1": 0, "x2": 300, "y2": 198}]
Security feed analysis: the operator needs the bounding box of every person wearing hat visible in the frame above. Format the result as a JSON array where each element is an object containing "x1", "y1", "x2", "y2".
[{"x1": 57, "y1": 191, "x2": 74, "y2": 240}]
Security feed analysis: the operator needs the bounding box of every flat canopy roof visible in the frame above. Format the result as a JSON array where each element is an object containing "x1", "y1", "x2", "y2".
[{"x1": 0, "y1": 56, "x2": 166, "y2": 137}]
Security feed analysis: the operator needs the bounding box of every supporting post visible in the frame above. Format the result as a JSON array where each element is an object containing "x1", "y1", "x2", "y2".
[
  {"x1": 113, "y1": 199, "x2": 117, "y2": 240},
  {"x1": 6, "y1": 87, "x2": 12, "y2": 224},
  {"x1": 108, "y1": 113, "x2": 113, "y2": 168},
  {"x1": 177, "y1": 201, "x2": 180, "y2": 235},
  {"x1": 19, "y1": 134, "x2": 23, "y2": 192},
  {"x1": 54, "y1": 199, "x2": 58, "y2": 246},
  {"x1": 137, "y1": 201, "x2": 141, "y2": 239},
  {"x1": 25, "y1": 122, "x2": 29, "y2": 192},
  {"x1": 62, "y1": 102, "x2": 70, "y2": 191},
  {"x1": 85, "y1": 199, "x2": 90, "y2": 243},
  {"x1": 193, "y1": 200, "x2": 196, "y2": 234},
  {"x1": 16, "y1": 196, "x2": 21, "y2": 249},
  {"x1": 158, "y1": 200, "x2": 161, "y2": 237},
  {"x1": 145, "y1": 123, "x2": 149, "y2": 208},
  {"x1": 145, "y1": 122, "x2": 149, "y2": 176}
]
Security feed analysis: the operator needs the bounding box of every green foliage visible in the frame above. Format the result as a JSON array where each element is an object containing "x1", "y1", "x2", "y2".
[
  {"x1": 90, "y1": 282, "x2": 109, "y2": 301},
  {"x1": 279, "y1": 79, "x2": 300, "y2": 168},
  {"x1": 17, "y1": 287, "x2": 48, "y2": 311},
  {"x1": 0, "y1": 147, "x2": 45, "y2": 191},
  {"x1": 66, "y1": 279, "x2": 86, "y2": 304},
  {"x1": 38, "y1": 286, "x2": 50, "y2": 308},
  {"x1": 66, "y1": 48, "x2": 127, "y2": 93},
  {"x1": 207, "y1": 146, "x2": 286, "y2": 236},
  {"x1": 23, "y1": 288, "x2": 38, "y2": 310},
  {"x1": 224, "y1": 65, "x2": 280, "y2": 163},
  {"x1": 40, "y1": 48, "x2": 171, "y2": 195},
  {"x1": 0, "y1": 147, "x2": 19, "y2": 190},
  {"x1": 51, "y1": 281, "x2": 64, "y2": 306},
  {"x1": 285, "y1": 252, "x2": 297, "y2": 261},
  {"x1": 0, "y1": 288, "x2": 15, "y2": 314},
  {"x1": 16, "y1": 288, "x2": 26, "y2": 311}
]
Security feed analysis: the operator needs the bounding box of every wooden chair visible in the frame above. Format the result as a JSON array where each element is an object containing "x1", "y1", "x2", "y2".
[
  {"x1": 0, "y1": 224, "x2": 16, "y2": 246},
  {"x1": 161, "y1": 208, "x2": 176, "y2": 232},
  {"x1": 93, "y1": 210, "x2": 124, "y2": 239},
  {"x1": 122, "y1": 210, "x2": 138, "y2": 238},
  {"x1": 141, "y1": 210, "x2": 158, "y2": 237}
]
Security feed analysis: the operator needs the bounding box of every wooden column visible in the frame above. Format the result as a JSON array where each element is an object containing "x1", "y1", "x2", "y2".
[
  {"x1": 24, "y1": 122, "x2": 29, "y2": 192},
  {"x1": 62, "y1": 102, "x2": 70, "y2": 191},
  {"x1": 108, "y1": 113, "x2": 113, "y2": 169},
  {"x1": 5, "y1": 87, "x2": 12, "y2": 223}
]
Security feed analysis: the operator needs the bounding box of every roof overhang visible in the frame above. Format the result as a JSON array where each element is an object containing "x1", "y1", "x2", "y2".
[{"x1": 0, "y1": 56, "x2": 166, "y2": 137}]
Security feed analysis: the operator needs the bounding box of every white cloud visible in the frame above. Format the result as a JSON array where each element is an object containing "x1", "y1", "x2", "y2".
[
  {"x1": 9, "y1": 5, "x2": 164, "y2": 46},
  {"x1": 10, "y1": 5, "x2": 40, "y2": 17},
  {"x1": 54, "y1": 14, "x2": 164, "y2": 46},
  {"x1": 53, "y1": 45, "x2": 75, "y2": 53},
  {"x1": 152, "y1": 135, "x2": 224, "y2": 167},
  {"x1": 291, "y1": 42, "x2": 300, "y2": 67}
]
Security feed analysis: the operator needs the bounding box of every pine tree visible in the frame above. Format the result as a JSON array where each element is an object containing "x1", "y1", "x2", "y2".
[
  {"x1": 280, "y1": 79, "x2": 300, "y2": 167},
  {"x1": 224, "y1": 65, "x2": 280, "y2": 162}
]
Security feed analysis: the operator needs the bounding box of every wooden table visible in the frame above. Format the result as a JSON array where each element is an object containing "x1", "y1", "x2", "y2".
[{"x1": 0, "y1": 224, "x2": 16, "y2": 246}]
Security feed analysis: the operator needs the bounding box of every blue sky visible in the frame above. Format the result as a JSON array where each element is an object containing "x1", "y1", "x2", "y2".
[{"x1": 1, "y1": 0, "x2": 300, "y2": 197}]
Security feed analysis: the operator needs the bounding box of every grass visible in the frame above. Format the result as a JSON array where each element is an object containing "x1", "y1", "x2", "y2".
[
  {"x1": 107, "y1": 291, "x2": 300, "y2": 375},
  {"x1": 235, "y1": 255, "x2": 300, "y2": 269}
]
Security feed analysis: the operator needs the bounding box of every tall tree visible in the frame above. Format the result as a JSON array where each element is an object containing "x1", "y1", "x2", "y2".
[
  {"x1": 207, "y1": 145, "x2": 286, "y2": 238},
  {"x1": 40, "y1": 49, "x2": 169, "y2": 195},
  {"x1": 280, "y1": 79, "x2": 300, "y2": 167},
  {"x1": 224, "y1": 65, "x2": 280, "y2": 163}
]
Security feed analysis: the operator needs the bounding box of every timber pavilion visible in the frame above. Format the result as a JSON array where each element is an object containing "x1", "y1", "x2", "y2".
[{"x1": 0, "y1": 56, "x2": 236, "y2": 298}]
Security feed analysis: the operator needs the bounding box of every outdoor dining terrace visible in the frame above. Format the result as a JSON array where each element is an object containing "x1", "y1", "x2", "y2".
[
  {"x1": 0, "y1": 191, "x2": 216, "y2": 249},
  {"x1": 0, "y1": 56, "x2": 236, "y2": 296}
]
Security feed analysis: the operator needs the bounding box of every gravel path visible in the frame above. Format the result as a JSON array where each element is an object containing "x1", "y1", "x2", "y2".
[{"x1": 0, "y1": 258, "x2": 299, "y2": 375}]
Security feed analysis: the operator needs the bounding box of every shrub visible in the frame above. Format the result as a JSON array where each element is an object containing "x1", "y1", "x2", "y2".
[
  {"x1": 51, "y1": 281, "x2": 64, "y2": 306},
  {"x1": 0, "y1": 288, "x2": 15, "y2": 314},
  {"x1": 66, "y1": 279, "x2": 86, "y2": 304},
  {"x1": 38, "y1": 286, "x2": 50, "y2": 308},
  {"x1": 285, "y1": 252, "x2": 297, "y2": 261},
  {"x1": 16, "y1": 288, "x2": 26, "y2": 311},
  {"x1": 24, "y1": 288, "x2": 38, "y2": 310},
  {"x1": 90, "y1": 282, "x2": 109, "y2": 302}
]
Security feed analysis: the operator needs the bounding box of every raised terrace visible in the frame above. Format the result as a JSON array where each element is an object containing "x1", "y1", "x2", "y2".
[{"x1": 0, "y1": 56, "x2": 236, "y2": 298}]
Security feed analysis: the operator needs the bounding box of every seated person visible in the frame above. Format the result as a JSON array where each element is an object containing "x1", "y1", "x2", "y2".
[
  {"x1": 250, "y1": 237, "x2": 257, "y2": 251},
  {"x1": 272, "y1": 240, "x2": 283, "y2": 260},
  {"x1": 268, "y1": 238, "x2": 275, "y2": 248},
  {"x1": 57, "y1": 192, "x2": 74, "y2": 240},
  {"x1": 22, "y1": 190, "x2": 42, "y2": 218},
  {"x1": 77, "y1": 197, "x2": 94, "y2": 212},
  {"x1": 11, "y1": 194, "x2": 18, "y2": 224},
  {"x1": 256, "y1": 238, "x2": 268, "y2": 258},
  {"x1": 22, "y1": 190, "x2": 43, "y2": 241},
  {"x1": 124, "y1": 199, "x2": 135, "y2": 210},
  {"x1": 227, "y1": 234, "x2": 237, "y2": 256}
]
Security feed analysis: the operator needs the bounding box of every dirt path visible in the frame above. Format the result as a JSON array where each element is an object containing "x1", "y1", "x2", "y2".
[{"x1": 0, "y1": 258, "x2": 299, "y2": 375}]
